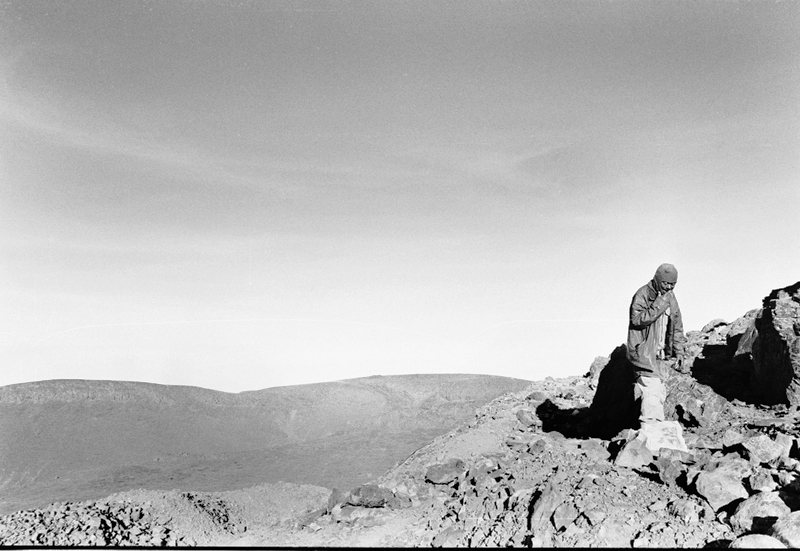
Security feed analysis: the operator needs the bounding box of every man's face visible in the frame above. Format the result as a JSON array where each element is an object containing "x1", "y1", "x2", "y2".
[{"x1": 659, "y1": 280, "x2": 676, "y2": 294}]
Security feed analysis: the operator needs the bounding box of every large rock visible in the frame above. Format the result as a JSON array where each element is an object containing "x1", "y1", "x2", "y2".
[
  {"x1": 614, "y1": 436, "x2": 653, "y2": 470},
  {"x1": 770, "y1": 510, "x2": 800, "y2": 547},
  {"x1": 729, "y1": 491, "x2": 791, "y2": 534},
  {"x1": 425, "y1": 458, "x2": 466, "y2": 485},
  {"x1": 663, "y1": 374, "x2": 728, "y2": 428},
  {"x1": 729, "y1": 534, "x2": 787, "y2": 548},
  {"x1": 637, "y1": 420, "x2": 688, "y2": 453},
  {"x1": 695, "y1": 470, "x2": 749, "y2": 511},
  {"x1": 741, "y1": 434, "x2": 794, "y2": 465},
  {"x1": 752, "y1": 282, "x2": 800, "y2": 405}
]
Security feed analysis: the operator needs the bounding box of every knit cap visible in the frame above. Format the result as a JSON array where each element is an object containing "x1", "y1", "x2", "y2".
[{"x1": 654, "y1": 263, "x2": 678, "y2": 285}]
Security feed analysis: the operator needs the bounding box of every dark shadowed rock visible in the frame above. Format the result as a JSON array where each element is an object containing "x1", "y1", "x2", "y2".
[
  {"x1": 587, "y1": 345, "x2": 638, "y2": 439},
  {"x1": 752, "y1": 282, "x2": 800, "y2": 405}
]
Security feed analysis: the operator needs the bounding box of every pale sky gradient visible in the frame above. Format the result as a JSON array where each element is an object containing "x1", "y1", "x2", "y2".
[{"x1": 1, "y1": 0, "x2": 798, "y2": 392}]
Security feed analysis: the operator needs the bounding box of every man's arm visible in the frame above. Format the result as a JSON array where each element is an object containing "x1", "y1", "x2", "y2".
[
  {"x1": 669, "y1": 294, "x2": 687, "y2": 357},
  {"x1": 630, "y1": 289, "x2": 671, "y2": 329}
]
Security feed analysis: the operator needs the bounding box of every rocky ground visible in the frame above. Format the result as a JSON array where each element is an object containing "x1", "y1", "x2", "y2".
[{"x1": 2, "y1": 282, "x2": 799, "y2": 547}]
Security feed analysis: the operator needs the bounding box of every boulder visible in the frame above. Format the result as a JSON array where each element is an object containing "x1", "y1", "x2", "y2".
[
  {"x1": 614, "y1": 437, "x2": 653, "y2": 470},
  {"x1": 515, "y1": 408, "x2": 539, "y2": 428},
  {"x1": 770, "y1": 510, "x2": 800, "y2": 547},
  {"x1": 664, "y1": 374, "x2": 728, "y2": 428},
  {"x1": 723, "y1": 429, "x2": 745, "y2": 448},
  {"x1": 713, "y1": 456, "x2": 754, "y2": 479},
  {"x1": 347, "y1": 484, "x2": 395, "y2": 508},
  {"x1": 654, "y1": 456, "x2": 684, "y2": 487},
  {"x1": 695, "y1": 470, "x2": 749, "y2": 511},
  {"x1": 752, "y1": 282, "x2": 800, "y2": 405},
  {"x1": 552, "y1": 501, "x2": 580, "y2": 531},
  {"x1": 742, "y1": 434, "x2": 794, "y2": 465},
  {"x1": 637, "y1": 420, "x2": 689, "y2": 453},
  {"x1": 425, "y1": 459, "x2": 466, "y2": 485},
  {"x1": 729, "y1": 491, "x2": 791, "y2": 534},
  {"x1": 667, "y1": 499, "x2": 701, "y2": 524},
  {"x1": 749, "y1": 470, "x2": 779, "y2": 493},
  {"x1": 729, "y1": 534, "x2": 787, "y2": 548}
]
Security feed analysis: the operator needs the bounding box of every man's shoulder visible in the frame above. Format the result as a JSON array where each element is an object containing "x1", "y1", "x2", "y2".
[{"x1": 633, "y1": 281, "x2": 655, "y2": 300}]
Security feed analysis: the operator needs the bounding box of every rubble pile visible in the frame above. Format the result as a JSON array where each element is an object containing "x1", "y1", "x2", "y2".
[
  {"x1": 0, "y1": 499, "x2": 183, "y2": 546},
  {"x1": 0, "y1": 489, "x2": 251, "y2": 547}
]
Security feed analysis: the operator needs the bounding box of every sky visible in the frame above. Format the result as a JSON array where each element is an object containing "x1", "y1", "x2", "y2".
[{"x1": 1, "y1": 0, "x2": 798, "y2": 393}]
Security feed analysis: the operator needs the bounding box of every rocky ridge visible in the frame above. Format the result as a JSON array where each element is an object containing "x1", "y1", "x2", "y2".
[{"x1": 1, "y1": 281, "x2": 799, "y2": 547}]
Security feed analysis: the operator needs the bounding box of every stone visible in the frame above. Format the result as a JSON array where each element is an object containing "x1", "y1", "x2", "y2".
[
  {"x1": 327, "y1": 488, "x2": 346, "y2": 512},
  {"x1": 723, "y1": 429, "x2": 745, "y2": 448},
  {"x1": 614, "y1": 436, "x2": 654, "y2": 470},
  {"x1": 667, "y1": 499, "x2": 701, "y2": 524},
  {"x1": 749, "y1": 470, "x2": 778, "y2": 493},
  {"x1": 347, "y1": 484, "x2": 395, "y2": 508},
  {"x1": 594, "y1": 519, "x2": 631, "y2": 548},
  {"x1": 637, "y1": 420, "x2": 689, "y2": 453},
  {"x1": 729, "y1": 534, "x2": 788, "y2": 548},
  {"x1": 729, "y1": 491, "x2": 791, "y2": 534},
  {"x1": 770, "y1": 510, "x2": 800, "y2": 547},
  {"x1": 742, "y1": 434, "x2": 794, "y2": 465},
  {"x1": 515, "y1": 408, "x2": 539, "y2": 427},
  {"x1": 713, "y1": 456, "x2": 754, "y2": 479},
  {"x1": 653, "y1": 456, "x2": 683, "y2": 487},
  {"x1": 664, "y1": 374, "x2": 728, "y2": 428},
  {"x1": 695, "y1": 470, "x2": 749, "y2": 511},
  {"x1": 527, "y1": 391, "x2": 548, "y2": 402},
  {"x1": 425, "y1": 459, "x2": 466, "y2": 485},
  {"x1": 431, "y1": 526, "x2": 466, "y2": 547},
  {"x1": 582, "y1": 508, "x2": 606, "y2": 526},
  {"x1": 702, "y1": 319, "x2": 729, "y2": 333},
  {"x1": 577, "y1": 439, "x2": 611, "y2": 462},
  {"x1": 552, "y1": 502, "x2": 579, "y2": 531}
]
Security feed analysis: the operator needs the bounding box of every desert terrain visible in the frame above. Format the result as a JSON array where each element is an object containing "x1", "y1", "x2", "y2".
[{"x1": 1, "y1": 281, "x2": 799, "y2": 547}]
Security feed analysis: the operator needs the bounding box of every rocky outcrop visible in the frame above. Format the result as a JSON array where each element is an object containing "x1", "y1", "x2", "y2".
[{"x1": 752, "y1": 282, "x2": 800, "y2": 405}]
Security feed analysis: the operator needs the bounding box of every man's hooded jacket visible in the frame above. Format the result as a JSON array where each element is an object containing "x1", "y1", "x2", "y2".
[{"x1": 626, "y1": 267, "x2": 687, "y2": 375}]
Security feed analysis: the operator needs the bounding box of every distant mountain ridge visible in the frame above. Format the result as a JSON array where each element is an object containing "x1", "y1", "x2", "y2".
[{"x1": 0, "y1": 374, "x2": 530, "y2": 515}]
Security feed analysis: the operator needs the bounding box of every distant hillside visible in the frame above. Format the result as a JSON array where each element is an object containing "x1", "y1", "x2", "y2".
[{"x1": 0, "y1": 374, "x2": 530, "y2": 515}]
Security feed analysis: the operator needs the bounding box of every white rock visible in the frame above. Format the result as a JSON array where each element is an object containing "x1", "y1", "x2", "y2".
[
  {"x1": 729, "y1": 534, "x2": 787, "y2": 548},
  {"x1": 770, "y1": 510, "x2": 800, "y2": 547},
  {"x1": 638, "y1": 420, "x2": 688, "y2": 453}
]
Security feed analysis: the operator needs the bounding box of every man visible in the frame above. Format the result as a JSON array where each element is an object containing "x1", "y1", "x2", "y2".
[{"x1": 626, "y1": 263, "x2": 687, "y2": 424}]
